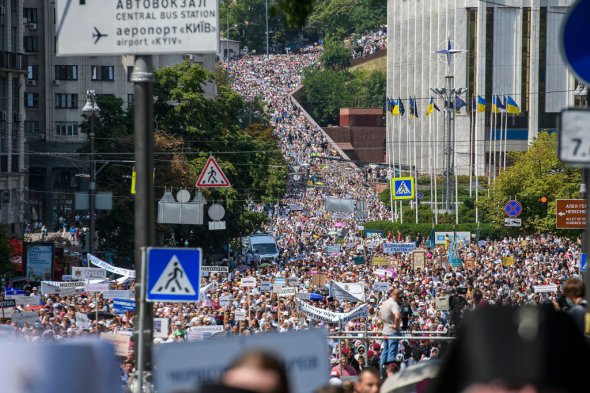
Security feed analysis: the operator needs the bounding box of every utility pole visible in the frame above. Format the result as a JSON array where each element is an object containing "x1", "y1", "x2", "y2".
[
  {"x1": 82, "y1": 90, "x2": 100, "y2": 255},
  {"x1": 131, "y1": 56, "x2": 155, "y2": 392}
]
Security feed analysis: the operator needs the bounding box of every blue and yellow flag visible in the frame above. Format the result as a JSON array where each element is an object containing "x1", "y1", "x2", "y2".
[
  {"x1": 391, "y1": 98, "x2": 400, "y2": 116},
  {"x1": 492, "y1": 95, "x2": 505, "y2": 113},
  {"x1": 455, "y1": 96, "x2": 467, "y2": 113},
  {"x1": 476, "y1": 95, "x2": 487, "y2": 112},
  {"x1": 506, "y1": 96, "x2": 521, "y2": 114},
  {"x1": 409, "y1": 97, "x2": 419, "y2": 118},
  {"x1": 426, "y1": 97, "x2": 440, "y2": 116},
  {"x1": 398, "y1": 97, "x2": 405, "y2": 116}
]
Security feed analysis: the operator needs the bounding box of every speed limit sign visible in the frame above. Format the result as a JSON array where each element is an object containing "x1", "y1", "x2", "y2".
[{"x1": 559, "y1": 109, "x2": 590, "y2": 166}]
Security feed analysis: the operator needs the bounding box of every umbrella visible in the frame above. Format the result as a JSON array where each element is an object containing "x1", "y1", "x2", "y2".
[
  {"x1": 380, "y1": 360, "x2": 440, "y2": 393},
  {"x1": 259, "y1": 263, "x2": 272, "y2": 268},
  {"x1": 87, "y1": 311, "x2": 117, "y2": 321},
  {"x1": 309, "y1": 293, "x2": 323, "y2": 301},
  {"x1": 334, "y1": 222, "x2": 345, "y2": 228}
]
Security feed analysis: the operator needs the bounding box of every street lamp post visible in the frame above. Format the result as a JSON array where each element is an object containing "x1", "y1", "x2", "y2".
[{"x1": 82, "y1": 90, "x2": 100, "y2": 255}]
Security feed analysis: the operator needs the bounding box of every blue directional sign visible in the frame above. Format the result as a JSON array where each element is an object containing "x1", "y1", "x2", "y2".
[
  {"x1": 391, "y1": 177, "x2": 415, "y2": 200},
  {"x1": 505, "y1": 200, "x2": 522, "y2": 218},
  {"x1": 561, "y1": 0, "x2": 590, "y2": 84},
  {"x1": 146, "y1": 247, "x2": 202, "y2": 303},
  {"x1": 581, "y1": 253, "x2": 587, "y2": 272}
]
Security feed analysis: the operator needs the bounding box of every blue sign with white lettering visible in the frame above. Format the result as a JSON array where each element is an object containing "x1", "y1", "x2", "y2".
[
  {"x1": 581, "y1": 253, "x2": 587, "y2": 272},
  {"x1": 4, "y1": 287, "x2": 24, "y2": 295},
  {"x1": 146, "y1": 247, "x2": 202, "y2": 303},
  {"x1": 561, "y1": 0, "x2": 590, "y2": 85},
  {"x1": 112, "y1": 298, "x2": 136, "y2": 314}
]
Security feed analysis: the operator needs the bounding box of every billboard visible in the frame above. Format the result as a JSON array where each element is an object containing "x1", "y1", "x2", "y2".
[{"x1": 26, "y1": 243, "x2": 54, "y2": 281}]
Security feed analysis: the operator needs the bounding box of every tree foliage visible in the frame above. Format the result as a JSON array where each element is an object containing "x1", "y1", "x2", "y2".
[
  {"x1": 79, "y1": 62, "x2": 287, "y2": 266},
  {"x1": 0, "y1": 225, "x2": 14, "y2": 278},
  {"x1": 478, "y1": 132, "x2": 581, "y2": 234},
  {"x1": 301, "y1": 66, "x2": 386, "y2": 126},
  {"x1": 321, "y1": 40, "x2": 352, "y2": 70}
]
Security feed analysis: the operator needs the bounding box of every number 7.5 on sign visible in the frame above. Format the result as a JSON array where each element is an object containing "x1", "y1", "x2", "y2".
[{"x1": 559, "y1": 109, "x2": 590, "y2": 166}]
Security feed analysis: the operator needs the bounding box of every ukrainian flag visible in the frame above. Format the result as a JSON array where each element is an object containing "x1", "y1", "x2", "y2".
[
  {"x1": 391, "y1": 98, "x2": 400, "y2": 116},
  {"x1": 506, "y1": 96, "x2": 521, "y2": 114},
  {"x1": 130, "y1": 167, "x2": 136, "y2": 195},
  {"x1": 492, "y1": 95, "x2": 505, "y2": 113},
  {"x1": 398, "y1": 97, "x2": 405, "y2": 116},
  {"x1": 426, "y1": 97, "x2": 440, "y2": 116},
  {"x1": 409, "y1": 97, "x2": 418, "y2": 118},
  {"x1": 477, "y1": 95, "x2": 487, "y2": 112}
]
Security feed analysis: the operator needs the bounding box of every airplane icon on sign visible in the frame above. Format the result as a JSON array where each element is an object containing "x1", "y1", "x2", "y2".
[{"x1": 92, "y1": 26, "x2": 107, "y2": 44}]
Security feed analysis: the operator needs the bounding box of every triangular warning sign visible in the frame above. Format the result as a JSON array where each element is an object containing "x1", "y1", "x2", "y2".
[
  {"x1": 196, "y1": 156, "x2": 231, "y2": 188},
  {"x1": 150, "y1": 255, "x2": 196, "y2": 296},
  {"x1": 396, "y1": 181, "x2": 411, "y2": 196}
]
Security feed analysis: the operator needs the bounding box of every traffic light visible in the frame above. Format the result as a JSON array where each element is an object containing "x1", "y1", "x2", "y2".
[{"x1": 540, "y1": 196, "x2": 548, "y2": 207}]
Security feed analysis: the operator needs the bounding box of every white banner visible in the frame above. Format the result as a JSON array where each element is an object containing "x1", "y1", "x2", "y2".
[
  {"x1": 241, "y1": 277, "x2": 257, "y2": 287},
  {"x1": 201, "y1": 266, "x2": 229, "y2": 273},
  {"x1": 329, "y1": 281, "x2": 365, "y2": 302},
  {"x1": 154, "y1": 318, "x2": 170, "y2": 339},
  {"x1": 234, "y1": 310, "x2": 247, "y2": 321},
  {"x1": 275, "y1": 287, "x2": 296, "y2": 297},
  {"x1": 87, "y1": 253, "x2": 135, "y2": 278},
  {"x1": 102, "y1": 290, "x2": 134, "y2": 300},
  {"x1": 533, "y1": 285, "x2": 558, "y2": 293},
  {"x1": 154, "y1": 330, "x2": 329, "y2": 393},
  {"x1": 10, "y1": 311, "x2": 39, "y2": 324},
  {"x1": 260, "y1": 281, "x2": 272, "y2": 291},
  {"x1": 296, "y1": 299, "x2": 368, "y2": 323},
  {"x1": 373, "y1": 283, "x2": 390, "y2": 292},
  {"x1": 75, "y1": 312, "x2": 92, "y2": 330},
  {"x1": 100, "y1": 333, "x2": 131, "y2": 357},
  {"x1": 72, "y1": 267, "x2": 107, "y2": 280},
  {"x1": 5, "y1": 295, "x2": 40, "y2": 307},
  {"x1": 186, "y1": 325, "x2": 225, "y2": 340},
  {"x1": 85, "y1": 283, "x2": 110, "y2": 292}
]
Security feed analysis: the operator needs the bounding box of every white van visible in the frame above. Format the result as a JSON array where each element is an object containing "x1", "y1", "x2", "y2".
[{"x1": 243, "y1": 233, "x2": 280, "y2": 259}]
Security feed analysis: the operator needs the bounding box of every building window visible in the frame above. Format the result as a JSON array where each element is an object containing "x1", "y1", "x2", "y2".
[
  {"x1": 23, "y1": 8, "x2": 38, "y2": 23},
  {"x1": 24, "y1": 36, "x2": 38, "y2": 52},
  {"x1": 24, "y1": 121, "x2": 39, "y2": 135},
  {"x1": 55, "y1": 65, "x2": 78, "y2": 80},
  {"x1": 91, "y1": 65, "x2": 115, "y2": 81},
  {"x1": 127, "y1": 94, "x2": 134, "y2": 107},
  {"x1": 55, "y1": 93, "x2": 78, "y2": 109},
  {"x1": 127, "y1": 66, "x2": 134, "y2": 81},
  {"x1": 55, "y1": 122, "x2": 79, "y2": 136},
  {"x1": 24, "y1": 92, "x2": 39, "y2": 108},
  {"x1": 27, "y1": 65, "x2": 38, "y2": 81}
]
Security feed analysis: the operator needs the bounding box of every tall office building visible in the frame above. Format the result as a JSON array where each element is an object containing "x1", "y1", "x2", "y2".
[
  {"x1": 24, "y1": 1, "x2": 218, "y2": 229},
  {"x1": 386, "y1": 0, "x2": 576, "y2": 177},
  {"x1": 0, "y1": 0, "x2": 27, "y2": 235}
]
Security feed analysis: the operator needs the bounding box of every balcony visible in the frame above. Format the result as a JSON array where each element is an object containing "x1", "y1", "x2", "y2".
[{"x1": 0, "y1": 52, "x2": 27, "y2": 73}]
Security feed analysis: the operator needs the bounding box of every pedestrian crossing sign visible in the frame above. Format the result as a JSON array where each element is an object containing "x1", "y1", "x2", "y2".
[
  {"x1": 196, "y1": 156, "x2": 231, "y2": 188},
  {"x1": 391, "y1": 177, "x2": 415, "y2": 200},
  {"x1": 146, "y1": 247, "x2": 202, "y2": 303}
]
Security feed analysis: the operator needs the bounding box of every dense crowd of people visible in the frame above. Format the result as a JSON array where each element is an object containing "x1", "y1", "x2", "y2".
[{"x1": 1, "y1": 33, "x2": 586, "y2": 392}]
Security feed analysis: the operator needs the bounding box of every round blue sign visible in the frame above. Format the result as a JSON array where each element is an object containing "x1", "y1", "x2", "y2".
[
  {"x1": 505, "y1": 200, "x2": 522, "y2": 218},
  {"x1": 561, "y1": 0, "x2": 590, "y2": 85},
  {"x1": 417, "y1": 192, "x2": 423, "y2": 200}
]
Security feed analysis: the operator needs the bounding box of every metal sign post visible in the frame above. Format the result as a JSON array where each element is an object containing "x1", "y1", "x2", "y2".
[{"x1": 131, "y1": 56, "x2": 155, "y2": 390}]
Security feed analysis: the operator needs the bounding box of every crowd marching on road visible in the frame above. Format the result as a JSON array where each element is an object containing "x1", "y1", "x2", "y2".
[{"x1": 1, "y1": 30, "x2": 587, "y2": 392}]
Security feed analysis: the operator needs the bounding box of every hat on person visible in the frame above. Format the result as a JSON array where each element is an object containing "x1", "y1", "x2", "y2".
[
  {"x1": 373, "y1": 343, "x2": 381, "y2": 350},
  {"x1": 341, "y1": 347, "x2": 350, "y2": 354}
]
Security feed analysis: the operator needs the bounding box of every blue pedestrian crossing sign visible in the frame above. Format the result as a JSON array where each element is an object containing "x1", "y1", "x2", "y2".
[
  {"x1": 146, "y1": 247, "x2": 202, "y2": 303},
  {"x1": 391, "y1": 177, "x2": 415, "y2": 200},
  {"x1": 581, "y1": 253, "x2": 587, "y2": 272}
]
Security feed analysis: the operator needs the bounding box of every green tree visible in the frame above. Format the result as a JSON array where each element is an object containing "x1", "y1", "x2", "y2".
[
  {"x1": 0, "y1": 225, "x2": 13, "y2": 278},
  {"x1": 478, "y1": 132, "x2": 581, "y2": 233},
  {"x1": 321, "y1": 40, "x2": 352, "y2": 70}
]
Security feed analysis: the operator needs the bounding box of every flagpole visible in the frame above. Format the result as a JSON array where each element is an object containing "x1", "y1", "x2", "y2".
[
  {"x1": 492, "y1": 100, "x2": 497, "y2": 181},
  {"x1": 413, "y1": 103, "x2": 419, "y2": 224},
  {"x1": 487, "y1": 102, "x2": 492, "y2": 188},
  {"x1": 475, "y1": 101, "x2": 480, "y2": 224},
  {"x1": 429, "y1": 111, "x2": 434, "y2": 222},
  {"x1": 469, "y1": 95, "x2": 474, "y2": 199},
  {"x1": 434, "y1": 112, "x2": 439, "y2": 224},
  {"x1": 453, "y1": 106, "x2": 459, "y2": 225},
  {"x1": 503, "y1": 103, "x2": 508, "y2": 170}
]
